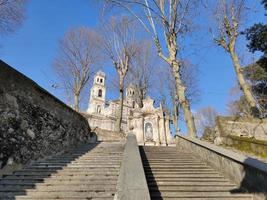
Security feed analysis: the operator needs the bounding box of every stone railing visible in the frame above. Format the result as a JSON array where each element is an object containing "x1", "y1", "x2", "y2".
[
  {"x1": 115, "y1": 133, "x2": 150, "y2": 200},
  {"x1": 0, "y1": 60, "x2": 91, "y2": 176},
  {"x1": 175, "y1": 134, "x2": 267, "y2": 200}
]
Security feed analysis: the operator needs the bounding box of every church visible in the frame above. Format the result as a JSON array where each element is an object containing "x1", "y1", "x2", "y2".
[{"x1": 85, "y1": 71, "x2": 173, "y2": 145}]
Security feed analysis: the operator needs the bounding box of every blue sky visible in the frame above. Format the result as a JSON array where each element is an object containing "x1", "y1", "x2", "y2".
[{"x1": 0, "y1": 0, "x2": 265, "y2": 134}]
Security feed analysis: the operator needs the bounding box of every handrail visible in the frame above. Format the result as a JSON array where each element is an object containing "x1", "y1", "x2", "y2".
[{"x1": 114, "y1": 133, "x2": 151, "y2": 200}]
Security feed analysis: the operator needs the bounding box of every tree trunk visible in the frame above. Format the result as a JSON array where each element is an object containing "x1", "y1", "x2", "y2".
[
  {"x1": 171, "y1": 61, "x2": 197, "y2": 138},
  {"x1": 230, "y1": 50, "x2": 259, "y2": 116},
  {"x1": 116, "y1": 76, "x2": 124, "y2": 132},
  {"x1": 74, "y1": 93, "x2": 79, "y2": 111},
  {"x1": 172, "y1": 96, "x2": 179, "y2": 134}
]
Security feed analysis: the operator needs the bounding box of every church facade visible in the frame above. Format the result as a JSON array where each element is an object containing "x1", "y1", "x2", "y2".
[{"x1": 85, "y1": 71, "x2": 173, "y2": 145}]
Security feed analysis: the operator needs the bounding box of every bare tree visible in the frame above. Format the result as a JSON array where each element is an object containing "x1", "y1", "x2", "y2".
[
  {"x1": 210, "y1": 0, "x2": 259, "y2": 116},
  {"x1": 126, "y1": 41, "x2": 156, "y2": 107},
  {"x1": 98, "y1": 16, "x2": 137, "y2": 132},
  {"x1": 0, "y1": 0, "x2": 27, "y2": 35},
  {"x1": 227, "y1": 85, "x2": 251, "y2": 116},
  {"x1": 53, "y1": 27, "x2": 101, "y2": 111},
  {"x1": 102, "y1": 0, "x2": 199, "y2": 137},
  {"x1": 155, "y1": 60, "x2": 200, "y2": 135},
  {"x1": 195, "y1": 107, "x2": 218, "y2": 137}
]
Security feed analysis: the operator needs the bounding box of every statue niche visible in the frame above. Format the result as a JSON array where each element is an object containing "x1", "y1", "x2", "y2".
[{"x1": 144, "y1": 122, "x2": 153, "y2": 142}]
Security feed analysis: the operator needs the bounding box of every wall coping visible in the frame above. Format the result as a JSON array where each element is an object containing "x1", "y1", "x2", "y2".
[
  {"x1": 114, "y1": 133, "x2": 150, "y2": 200},
  {"x1": 175, "y1": 134, "x2": 267, "y2": 173},
  {"x1": 217, "y1": 116, "x2": 267, "y2": 123}
]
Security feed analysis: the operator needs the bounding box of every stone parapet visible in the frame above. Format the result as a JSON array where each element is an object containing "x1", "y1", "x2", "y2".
[
  {"x1": 175, "y1": 134, "x2": 267, "y2": 200},
  {"x1": 114, "y1": 133, "x2": 150, "y2": 200},
  {"x1": 0, "y1": 60, "x2": 91, "y2": 176}
]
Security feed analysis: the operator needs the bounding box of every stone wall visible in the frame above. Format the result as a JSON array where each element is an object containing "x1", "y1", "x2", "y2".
[
  {"x1": 0, "y1": 60, "x2": 91, "y2": 175},
  {"x1": 82, "y1": 112, "x2": 128, "y2": 132},
  {"x1": 223, "y1": 135, "x2": 267, "y2": 159},
  {"x1": 216, "y1": 116, "x2": 267, "y2": 140}
]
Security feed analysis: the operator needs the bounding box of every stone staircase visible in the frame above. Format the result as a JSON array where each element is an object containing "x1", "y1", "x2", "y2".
[
  {"x1": 93, "y1": 127, "x2": 124, "y2": 142},
  {"x1": 0, "y1": 142, "x2": 124, "y2": 200},
  {"x1": 140, "y1": 146, "x2": 253, "y2": 200}
]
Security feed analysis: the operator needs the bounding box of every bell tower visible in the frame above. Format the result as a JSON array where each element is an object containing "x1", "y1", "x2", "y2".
[
  {"x1": 87, "y1": 71, "x2": 106, "y2": 114},
  {"x1": 126, "y1": 84, "x2": 138, "y2": 108}
]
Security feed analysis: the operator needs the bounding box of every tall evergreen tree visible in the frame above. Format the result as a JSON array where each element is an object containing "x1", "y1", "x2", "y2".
[{"x1": 244, "y1": 0, "x2": 267, "y2": 55}]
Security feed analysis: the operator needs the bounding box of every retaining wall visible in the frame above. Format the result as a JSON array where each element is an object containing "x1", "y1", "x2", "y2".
[
  {"x1": 216, "y1": 116, "x2": 267, "y2": 140},
  {"x1": 0, "y1": 60, "x2": 91, "y2": 176}
]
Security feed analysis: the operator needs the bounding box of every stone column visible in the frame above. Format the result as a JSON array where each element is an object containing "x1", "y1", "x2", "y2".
[
  {"x1": 158, "y1": 104, "x2": 166, "y2": 146},
  {"x1": 142, "y1": 116, "x2": 145, "y2": 145},
  {"x1": 165, "y1": 111, "x2": 171, "y2": 145},
  {"x1": 156, "y1": 116, "x2": 161, "y2": 146}
]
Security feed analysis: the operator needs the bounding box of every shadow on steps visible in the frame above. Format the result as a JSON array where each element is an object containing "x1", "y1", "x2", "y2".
[
  {"x1": 0, "y1": 142, "x2": 100, "y2": 200},
  {"x1": 139, "y1": 146, "x2": 162, "y2": 200}
]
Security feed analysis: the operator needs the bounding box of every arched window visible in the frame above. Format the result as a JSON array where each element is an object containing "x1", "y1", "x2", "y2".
[
  {"x1": 100, "y1": 79, "x2": 103, "y2": 83},
  {"x1": 98, "y1": 89, "x2": 102, "y2": 97}
]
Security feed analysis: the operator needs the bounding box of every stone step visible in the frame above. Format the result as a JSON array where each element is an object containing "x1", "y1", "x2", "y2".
[
  {"x1": 142, "y1": 154, "x2": 194, "y2": 156},
  {"x1": 145, "y1": 174, "x2": 224, "y2": 178},
  {"x1": 40, "y1": 159, "x2": 121, "y2": 162},
  {"x1": 142, "y1": 164, "x2": 208, "y2": 167},
  {"x1": 142, "y1": 160, "x2": 206, "y2": 163},
  {"x1": 0, "y1": 184, "x2": 116, "y2": 192},
  {"x1": 142, "y1": 161, "x2": 204, "y2": 163},
  {"x1": 143, "y1": 166, "x2": 211, "y2": 169},
  {"x1": 0, "y1": 191, "x2": 116, "y2": 198},
  {"x1": 38, "y1": 161, "x2": 120, "y2": 164},
  {"x1": 5, "y1": 197, "x2": 114, "y2": 200},
  {"x1": 32, "y1": 164, "x2": 120, "y2": 168},
  {"x1": 150, "y1": 191, "x2": 252, "y2": 198},
  {"x1": 2, "y1": 174, "x2": 118, "y2": 180},
  {"x1": 27, "y1": 165, "x2": 120, "y2": 169},
  {"x1": 13, "y1": 169, "x2": 119, "y2": 174},
  {"x1": 148, "y1": 181, "x2": 236, "y2": 186},
  {"x1": 144, "y1": 168, "x2": 214, "y2": 172},
  {"x1": 148, "y1": 185, "x2": 242, "y2": 192},
  {"x1": 142, "y1": 155, "x2": 192, "y2": 157},
  {"x1": 58, "y1": 155, "x2": 121, "y2": 158},
  {"x1": 0, "y1": 179, "x2": 117, "y2": 185},
  {"x1": 146, "y1": 177, "x2": 228, "y2": 182},
  {"x1": 150, "y1": 198, "x2": 251, "y2": 200},
  {"x1": 68, "y1": 152, "x2": 122, "y2": 155},
  {"x1": 13, "y1": 171, "x2": 118, "y2": 176},
  {"x1": 145, "y1": 171, "x2": 219, "y2": 175}
]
